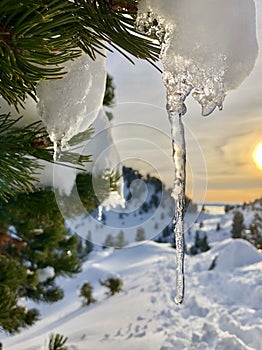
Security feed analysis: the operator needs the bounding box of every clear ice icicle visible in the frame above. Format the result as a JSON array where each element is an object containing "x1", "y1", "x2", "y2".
[
  {"x1": 53, "y1": 139, "x2": 62, "y2": 162},
  {"x1": 170, "y1": 113, "x2": 186, "y2": 305},
  {"x1": 169, "y1": 113, "x2": 186, "y2": 304},
  {"x1": 163, "y1": 71, "x2": 187, "y2": 304}
]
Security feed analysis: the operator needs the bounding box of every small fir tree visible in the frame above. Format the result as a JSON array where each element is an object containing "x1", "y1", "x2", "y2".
[
  {"x1": 135, "y1": 227, "x2": 146, "y2": 242},
  {"x1": 99, "y1": 277, "x2": 123, "y2": 296},
  {"x1": 162, "y1": 225, "x2": 173, "y2": 241},
  {"x1": 231, "y1": 211, "x2": 245, "y2": 239},
  {"x1": 103, "y1": 234, "x2": 115, "y2": 248},
  {"x1": 115, "y1": 231, "x2": 128, "y2": 248},
  {"x1": 225, "y1": 204, "x2": 234, "y2": 213},
  {"x1": 80, "y1": 282, "x2": 96, "y2": 306},
  {"x1": 189, "y1": 231, "x2": 210, "y2": 255},
  {"x1": 247, "y1": 213, "x2": 262, "y2": 249}
]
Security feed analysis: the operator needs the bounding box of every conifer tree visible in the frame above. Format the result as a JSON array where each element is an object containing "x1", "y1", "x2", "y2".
[
  {"x1": 80, "y1": 282, "x2": 96, "y2": 306},
  {"x1": 0, "y1": 265, "x2": 39, "y2": 333},
  {"x1": 99, "y1": 276, "x2": 123, "y2": 296},
  {"x1": 103, "y1": 234, "x2": 115, "y2": 248},
  {"x1": 135, "y1": 227, "x2": 146, "y2": 242},
  {"x1": 248, "y1": 213, "x2": 262, "y2": 249},
  {"x1": 0, "y1": 180, "x2": 101, "y2": 333},
  {"x1": 189, "y1": 231, "x2": 210, "y2": 255},
  {"x1": 116, "y1": 230, "x2": 128, "y2": 248},
  {"x1": 231, "y1": 211, "x2": 245, "y2": 239}
]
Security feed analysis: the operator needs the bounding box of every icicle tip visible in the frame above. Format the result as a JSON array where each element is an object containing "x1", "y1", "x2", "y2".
[{"x1": 174, "y1": 294, "x2": 184, "y2": 305}]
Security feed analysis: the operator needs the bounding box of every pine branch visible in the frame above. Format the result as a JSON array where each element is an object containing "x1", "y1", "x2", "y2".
[
  {"x1": 0, "y1": 0, "x2": 82, "y2": 107},
  {"x1": 0, "y1": 0, "x2": 160, "y2": 108},
  {"x1": 76, "y1": 0, "x2": 160, "y2": 63},
  {"x1": 0, "y1": 113, "x2": 92, "y2": 202},
  {"x1": 48, "y1": 333, "x2": 68, "y2": 350}
]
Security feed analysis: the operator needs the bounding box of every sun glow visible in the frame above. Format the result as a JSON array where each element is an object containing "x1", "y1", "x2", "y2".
[{"x1": 253, "y1": 142, "x2": 262, "y2": 170}]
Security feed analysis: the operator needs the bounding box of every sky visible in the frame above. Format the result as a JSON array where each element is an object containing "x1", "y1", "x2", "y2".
[{"x1": 106, "y1": 0, "x2": 262, "y2": 204}]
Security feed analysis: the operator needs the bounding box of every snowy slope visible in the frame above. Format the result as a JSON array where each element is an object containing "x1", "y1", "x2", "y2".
[
  {"x1": 2, "y1": 235, "x2": 262, "y2": 350},
  {"x1": 67, "y1": 168, "x2": 176, "y2": 247}
]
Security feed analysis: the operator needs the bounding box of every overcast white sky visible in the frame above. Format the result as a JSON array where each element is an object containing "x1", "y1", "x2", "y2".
[{"x1": 106, "y1": 0, "x2": 262, "y2": 203}]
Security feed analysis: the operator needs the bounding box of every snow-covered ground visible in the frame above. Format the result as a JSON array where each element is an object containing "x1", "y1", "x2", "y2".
[{"x1": 2, "y1": 204, "x2": 262, "y2": 350}]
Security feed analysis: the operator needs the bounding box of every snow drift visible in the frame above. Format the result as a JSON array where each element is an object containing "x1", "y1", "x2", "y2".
[{"x1": 214, "y1": 239, "x2": 262, "y2": 271}]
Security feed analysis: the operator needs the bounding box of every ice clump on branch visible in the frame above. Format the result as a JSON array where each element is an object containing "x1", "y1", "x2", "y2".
[
  {"x1": 37, "y1": 53, "x2": 107, "y2": 159},
  {"x1": 37, "y1": 53, "x2": 124, "y2": 209},
  {"x1": 137, "y1": 0, "x2": 258, "y2": 116}
]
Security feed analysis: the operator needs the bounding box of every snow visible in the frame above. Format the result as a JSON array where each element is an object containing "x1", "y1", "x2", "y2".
[
  {"x1": 65, "y1": 176, "x2": 175, "y2": 246},
  {"x1": 2, "y1": 205, "x2": 262, "y2": 350},
  {"x1": 214, "y1": 239, "x2": 262, "y2": 271},
  {"x1": 37, "y1": 53, "x2": 107, "y2": 157},
  {"x1": 98, "y1": 191, "x2": 125, "y2": 213},
  {"x1": 38, "y1": 266, "x2": 55, "y2": 283},
  {"x1": 137, "y1": 0, "x2": 258, "y2": 116}
]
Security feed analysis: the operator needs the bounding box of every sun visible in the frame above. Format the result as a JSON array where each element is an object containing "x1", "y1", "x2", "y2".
[{"x1": 252, "y1": 142, "x2": 262, "y2": 170}]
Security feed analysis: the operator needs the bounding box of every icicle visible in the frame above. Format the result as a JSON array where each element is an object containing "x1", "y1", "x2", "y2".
[
  {"x1": 163, "y1": 70, "x2": 187, "y2": 304},
  {"x1": 52, "y1": 137, "x2": 63, "y2": 162},
  {"x1": 169, "y1": 113, "x2": 186, "y2": 305}
]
